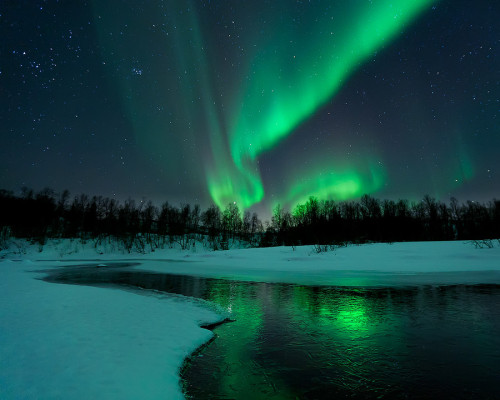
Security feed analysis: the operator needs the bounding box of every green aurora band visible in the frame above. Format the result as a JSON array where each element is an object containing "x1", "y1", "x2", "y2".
[
  {"x1": 283, "y1": 163, "x2": 387, "y2": 211},
  {"x1": 92, "y1": 0, "x2": 439, "y2": 211},
  {"x1": 208, "y1": 0, "x2": 436, "y2": 210}
]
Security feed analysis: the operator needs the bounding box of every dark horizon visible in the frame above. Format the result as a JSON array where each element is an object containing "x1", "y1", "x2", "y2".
[
  {"x1": 1, "y1": 184, "x2": 499, "y2": 223},
  {"x1": 1, "y1": 186, "x2": 499, "y2": 250}
]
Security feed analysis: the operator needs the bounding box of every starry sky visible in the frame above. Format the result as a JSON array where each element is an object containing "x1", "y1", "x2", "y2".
[{"x1": 1, "y1": 0, "x2": 498, "y2": 216}]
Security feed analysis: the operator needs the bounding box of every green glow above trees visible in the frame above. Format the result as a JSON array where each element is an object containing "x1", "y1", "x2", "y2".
[
  {"x1": 92, "y1": 0, "x2": 437, "y2": 211},
  {"x1": 276, "y1": 161, "x2": 386, "y2": 210},
  {"x1": 207, "y1": 0, "x2": 436, "y2": 210}
]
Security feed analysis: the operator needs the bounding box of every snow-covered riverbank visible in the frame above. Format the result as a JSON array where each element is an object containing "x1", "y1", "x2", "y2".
[
  {"x1": 5, "y1": 238, "x2": 500, "y2": 285},
  {"x1": 0, "y1": 258, "x2": 223, "y2": 399},
  {"x1": 1, "y1": 239, "x2": 499, "y2": 399},
  {"x1": 132, "y1": 239, "x2": 500, "y2": 286}
]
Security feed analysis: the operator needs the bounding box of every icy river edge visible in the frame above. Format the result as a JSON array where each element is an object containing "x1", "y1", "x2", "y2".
[{"x1": 1, "y1": 239, "x2": 500, "y2": 399}]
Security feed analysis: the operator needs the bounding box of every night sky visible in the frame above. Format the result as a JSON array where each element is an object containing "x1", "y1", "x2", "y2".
[{"x1": 1, "y1": 0, "x2": 498, "y2": 217}]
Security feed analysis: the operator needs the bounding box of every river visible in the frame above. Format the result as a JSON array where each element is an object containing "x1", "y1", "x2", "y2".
[{"x1": 43, "y1": 263, "x2": 500, "y2": 399}]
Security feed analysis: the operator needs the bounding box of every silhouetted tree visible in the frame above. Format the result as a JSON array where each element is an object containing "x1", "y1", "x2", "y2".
[{"x1": 1, "y1": 186, "x2": 498, "y2": 250}]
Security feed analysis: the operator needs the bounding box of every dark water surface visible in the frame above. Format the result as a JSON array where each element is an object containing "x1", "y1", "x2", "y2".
[{"x1": 43, "y1": 264, "x2": 500, "y2": 399}]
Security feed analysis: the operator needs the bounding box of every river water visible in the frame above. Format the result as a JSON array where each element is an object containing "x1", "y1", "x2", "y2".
[{"x1": 43, "y1": 263, "x2": 500, "y2": 399}]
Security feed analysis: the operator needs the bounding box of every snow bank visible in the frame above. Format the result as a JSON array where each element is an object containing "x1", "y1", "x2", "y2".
[
  {"x1": 2, "y1": 239, "x2": 500, "y2": 286},
  {"x1": 1, "y1": 239, "x2": 499, "y2": 399},
  {"x1": 129, "y1": 240, "x2": 500, "y2": 286},
  {"x1": 0, "y1": 260, "x2": 223, "y2": 400}
]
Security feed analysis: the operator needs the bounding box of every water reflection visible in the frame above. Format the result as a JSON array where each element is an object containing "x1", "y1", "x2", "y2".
[
  {"x1": 188, "y1": 284, "x2": 500, "y2": 399},
  {"x1": 43, "y1": 264, "x2": 500, "y2": 399}
]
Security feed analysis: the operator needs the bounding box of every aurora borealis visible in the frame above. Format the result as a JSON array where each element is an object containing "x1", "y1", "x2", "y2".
[
  {"x1": 1, "y1": 0, "x2": 498, "y2": 215},
  {"x1": 217, "y1": 0, "x2": 434, "y2": 209}
]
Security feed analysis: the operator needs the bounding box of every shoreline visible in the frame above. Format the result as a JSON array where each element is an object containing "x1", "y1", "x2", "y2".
[{"x1": 1, "y1": 239, "x2": 500, "y2": 398}]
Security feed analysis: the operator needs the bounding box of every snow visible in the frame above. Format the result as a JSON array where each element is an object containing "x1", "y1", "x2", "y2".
[
  {"x1": 130, "y1": 240, "x2": 500, "y2": 286},
  {"x1": 1, "y1": 239, "x2": 499, "y2": 399},
  {"x1": 9, "y1": 238, "x2": 496, "y2": 286},
  {"x1": 0, "y1": 259, "x2": 223, "y2": 400}
]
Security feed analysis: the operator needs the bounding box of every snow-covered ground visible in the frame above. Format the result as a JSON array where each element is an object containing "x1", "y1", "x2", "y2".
[
  {"x1": 1, "y1": 239, "x2": 499, "y2": 399},
  {"x1": 132, "y1": 240, "x2": 500, "y2": 286},
  {"x1": 5, "y1": 238, "x2": 499, "y2": 285},
  {"x1": 0, "y1": 255, "x2": 224, "y2": 399}
]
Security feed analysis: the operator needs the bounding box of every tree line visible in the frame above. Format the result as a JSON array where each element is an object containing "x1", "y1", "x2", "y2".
[
  {"x1": 0, "y1": 188, "x2": 498, "y2": 252},
  {"x1": 268, "y1": 194, "x2": 499, "y2": 247},
  {"x1": 0, "y1": 188, "x2": 262, "y2": 252}
]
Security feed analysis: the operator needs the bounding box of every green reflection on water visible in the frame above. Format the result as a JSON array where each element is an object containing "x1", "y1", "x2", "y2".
[
  {"x1": 41, "y1": 266, "x2": 499, "y2": 399},
  {"x1": 186, "y1": 282, "x2": 403, "y2": 398},
  {"x1": 322, "y1": 297, "x2": 368, "y2": 332},
  {"x1": 183, "y1": 280, "x2": 500, "y2": 399},
  {"x1": 203, "y1": 282, "x2": 297, "y2": 399}
]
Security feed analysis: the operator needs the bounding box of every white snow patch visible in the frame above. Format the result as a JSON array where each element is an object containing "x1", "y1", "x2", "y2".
[
  {"x1": 0, "y1": 261, "x2": 222, "y2": 400},
  {"x1": 129, "y1": 240, "x2": 500, "y2": 286}
]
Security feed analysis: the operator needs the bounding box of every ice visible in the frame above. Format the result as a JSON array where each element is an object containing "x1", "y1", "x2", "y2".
[{"x1": 1, "y1": 239, "x2": 499, "y2": 398}]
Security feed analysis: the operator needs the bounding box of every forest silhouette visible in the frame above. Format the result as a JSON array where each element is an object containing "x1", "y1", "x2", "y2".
[{"x1": 1, "y1": 188, "x2": 498, "y2": 253}]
